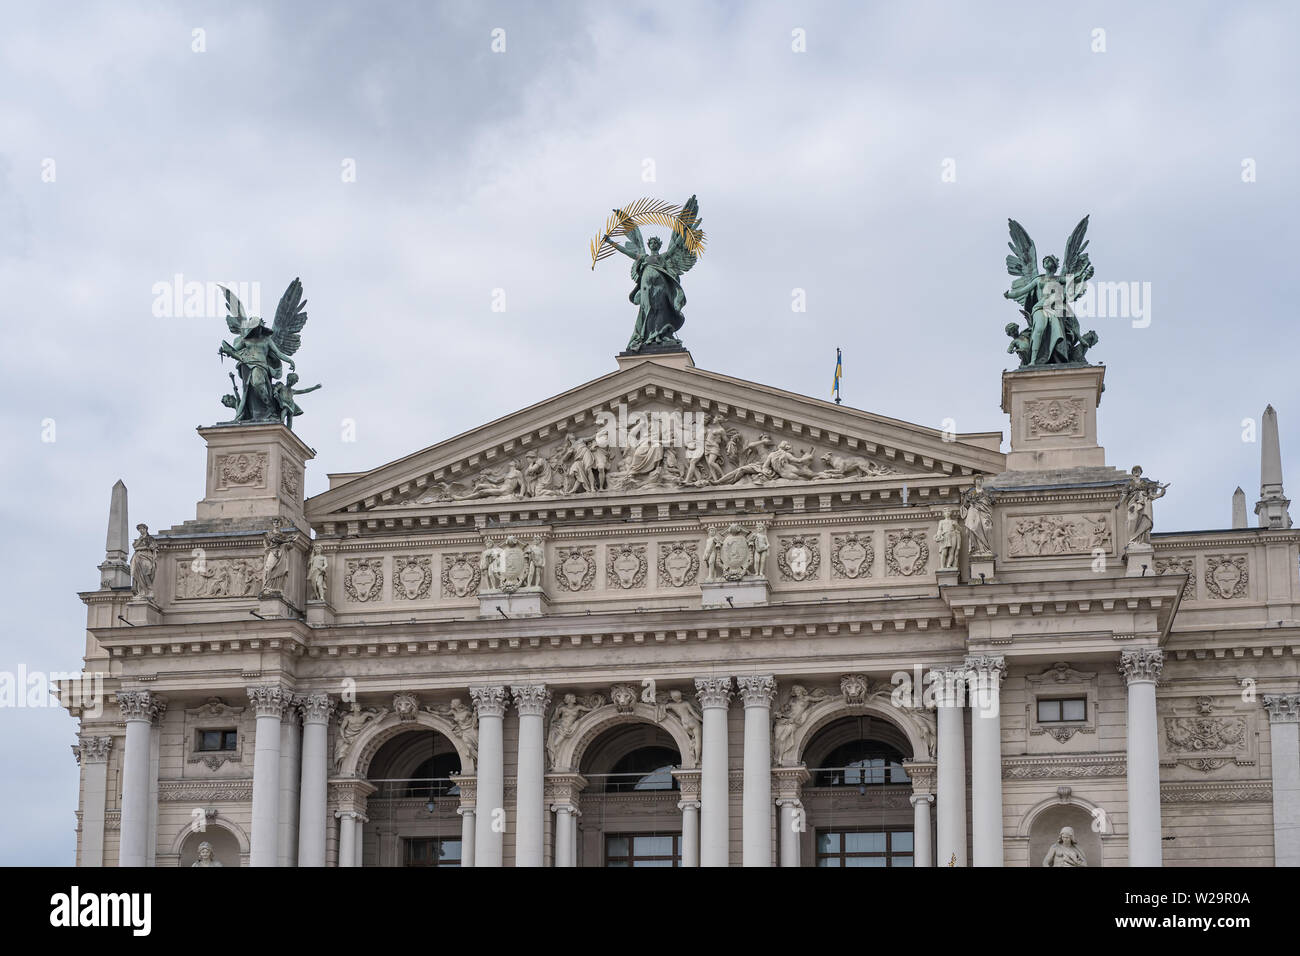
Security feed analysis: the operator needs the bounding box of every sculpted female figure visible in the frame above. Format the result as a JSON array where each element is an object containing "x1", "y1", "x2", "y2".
[
  {"x1": 602, "y1": 197, "x2": 702, "y2": 352},
  {"x1": 1042, "y1": 826, "x2": 1087, "y2": 867}
]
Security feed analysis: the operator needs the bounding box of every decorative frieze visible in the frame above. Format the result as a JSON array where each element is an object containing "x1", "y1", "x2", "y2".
[
  {"x1": 392, "y1": 555, "x2": 433, "y2": 600},
  {"x1": 1161, "y1": 782, "x2": 1272, "y2": 804},
  {"x1": 159, "y1": 779, "x2": 254, "y2": 803},
  {"x1": 175, "y1": 557, "x2": 261, "y2": 600},
  {"x1": 1002, "y1": 754, "x2": 1127, "y2": 779},
  {"x1": 606, "y1": 544, "x2": 648, "y2": 590},
  {"x1": 1161, "y1": 696, "x2": 1250, "y2": 773},
  {"x1": 830, "y1": 532, "x2": 874, "y2": 579},
  {"x1": 657, "y1": 541, "x2": 699, "y2": 588},
  {"x1": 344, "y1": 557, "x2": 384, "y2": 603},
  {"x1": 1024, "y1": 398, "x2": 1084, "y2": 438},
  {"x1": 1006, "y1": 513, "x2": 1110, "y2": 557},
  {"x1": 1204, "y1": 554, "x2": 1249, "y2": 600}
]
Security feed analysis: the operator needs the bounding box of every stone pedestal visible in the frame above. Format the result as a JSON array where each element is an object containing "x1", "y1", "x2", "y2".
[
  {"x1": 700, "y1": 577, "x2": 769, "y2": 609},
  {"x1": 968, "y1": 555, "x2": 996, "y2": 584},
  {"x1": 305, "y1": 599, "x2": 335, "y2": 626},
  {"x1": 258, "y1": 592, "x2": 299, "y2": 619},
  {"x1": 936, "y1": 568, "x2": 959, "y2": 588},
  {"x1": 615, "y1": 347, "x2": 694, "y2": 371},
  {"x1": 196, "y1": 423, "x2": 315, "y2": 533},
  {"x1": 1124, "y1": 542, "x2": 1155, "y2": 576},
  {"x1": 124, "y1": 597, "x2": 162, "y2": 626},
  {"x1": 1001, "y1": 365, "x2": 1106, "y2": 471},
  {"x1": 479, "y1": 589, "x2": 548, "y2": 618}
]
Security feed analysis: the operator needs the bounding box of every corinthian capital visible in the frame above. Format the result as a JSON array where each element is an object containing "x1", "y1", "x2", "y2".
[
  {"x1": 117, "y1": 690, "x2": 166, "y2": 723},
  {"x1": 964, "y1": 655, "x2": 1007, "y2": 682},
  {"x1": 1263, "y1": 694, "x2": 1300, "y2": 724},
  {"x1": 735, "y1": 675, "x2": 777, "y2": 708},
  {"x1": 470, "y1": 684, "x2": 509, "y2": 718},
  {"x1": 695, "y1": 676, "x2": 734, "y2": 709},
  {"x1": 512, "y1": 684, "x2": 552, "y2": 717},
  {"x1": 1117, "y1": 648, "x2": 1164, "y2": 685},
  {"x1": 299, "y1": 692, "x2": 334, "y2": 724},
  {"x1": 73, "y1": 735, "x2": 113, "y2": 765},
  {"x1": 246, "y1": 684, "x2": 291, "y2": 718}
]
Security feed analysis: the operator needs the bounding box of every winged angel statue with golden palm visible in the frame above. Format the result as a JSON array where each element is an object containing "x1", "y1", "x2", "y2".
[
  {"x1": 591, "y1": 196, "x2": 706, "y2": 353},
  {"x1": 1003, "y1": 216, "x2": 1099, "y2": 367}
]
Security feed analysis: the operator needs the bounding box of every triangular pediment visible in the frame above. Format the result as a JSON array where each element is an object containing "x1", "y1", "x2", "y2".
[{"x1": 306, "y1": 356, "x2": 1005, "y2": 522}]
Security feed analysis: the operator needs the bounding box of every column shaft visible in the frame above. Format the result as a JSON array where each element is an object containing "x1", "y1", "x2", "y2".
[
  {"x1": 968, "y1": 656, "x2": 1006, "y2": 867},
  {"x1": 1264, "y1": 696, "x2": 1300, "y2": 866},
  {"x1": 1120, "y1": 650, "x2": 1164, "y2": 867},
  {"x1": 738, "y1": 676, "x2": 775, "y2": 867},
  {"x1": 247, "y1": 686, "x2": 286, "y2": 867},
  {"x1": 912, "y1": 795, "x2": 934, "y2": 866},
  {"x1": 116, "y1": 692, "x2": 162, "y2": 868},
  {"x1": 555, "y1": 808, "x2": 574, "y2": 867},
  {"x1": 297, "y1": 694, "x2": 331, "y2": 867},
  {"x1": 935, "y1": 671, "x2": 967, "y2": 867},
  {"x1": 512, "y1": 685, "x2": 550, "y2": 867},
  {"x1": 679, "y1": 801, "x2": 700, "y2": 867},
  {"x1": 277, "y1": 710, "x2": 302, "y2": 866},
  {"x1": 337, "y1": 812, "x2": 356, "y2": 867},
  {"x1": 472, "y1": 686, "x2": 507, "y2": 867},
  {"x1": 459, "y1": 808, "x2": 476, "y2": 867},
  {"x1": 777, "y1": 800, "x2": 801, "y2": 867},
  {"x1": 696, "y1": 677, "x2": 733, "y2": 867}
]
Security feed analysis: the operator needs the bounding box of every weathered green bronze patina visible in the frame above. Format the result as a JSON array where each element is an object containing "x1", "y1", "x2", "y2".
[
  {"x1": 602, "y1": 195, "x2": 703, "y2": 352},
  {"x1": 1004, "y1": 216, "x2": 1099, "y2": 367},
  {"x1": 218, "y1": 278, "x2": 320, "y2": 428}
]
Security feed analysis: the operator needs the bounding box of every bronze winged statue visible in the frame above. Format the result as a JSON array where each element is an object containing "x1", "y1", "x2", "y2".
[
  {"x1": 218, "y1": 278, "x2": 319, "y2": 427},
  {"x1": 1003, "y1": 216, "x2": 1098, "y2": 367}
]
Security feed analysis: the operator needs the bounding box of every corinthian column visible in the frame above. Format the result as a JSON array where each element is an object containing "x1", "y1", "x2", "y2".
[
  {"x1": 75, "y1": 736, "x2": 113, "y2": 867},
  {"x1": 512, "y1": 684, "x2": 550, "y2": 867},
  {"x1": 736, "y1": 675, "x2": 776, "y2": 867},
  {"x1": 247, "y1": 684, "x2": 289, "y2": 867},
  {"x1": 470, "y1": 685, "x2": 508, "y2": 867},
  {"x1": 1118, "y1": 648, "x2": 1163, "y2": 866},
  {"x1": 672, "y1": 768, "x2": 701, "y2": 867},
  {"x1": 966, "y1": 655, "x2": 1006, "y2": 867},
  {"x1": 903, "y1": 760, "x2": 936, "y2": 867},
  {"x1": 695, "y1": 676, "x2": 734, "y2": 867},
  {"x1": 297, "y1": 693, "x2": 332, "y2": 867},
  {"x1": 934, "y1": 667, "x2": 967, "y2": 867},
  {"x1": 117, "y1": 691, "x2": 164, "y2": 867},
  {"x1": 1263, "y1": 693, "x2": 1300, "y2": 866},
  {"x1": 277, "y1": 698, "x2": 302, "y2": 866}
]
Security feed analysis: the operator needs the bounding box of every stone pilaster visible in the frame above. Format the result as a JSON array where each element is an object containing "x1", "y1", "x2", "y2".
[{"x1": 1263, "y1": 693, "x2": 1300, "y2": 866}]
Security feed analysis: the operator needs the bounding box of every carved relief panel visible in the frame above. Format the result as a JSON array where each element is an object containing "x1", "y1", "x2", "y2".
[
  {"x1": 830, "y1": 532, "x2": 875, "y2": 580},
  {"x1": 215, "y1": 452, "x2": 267, "y2": 490},
  {"x1": 885, "y1": 529, "x2": 930, "y2": 577},
  {"x1": 344, "y1": 557, "x2": 384, "y2": 603},
  {"x1": 554, "y1": 546, "x2": 596, "y2": 592},
  {"x1": 1203, "y1": 554, "x2": 1249, "y2": 600},
  {"x1": 1158, "y1": 696, "x2": 1257, "y2": 776},
  {"x1": 174, "y1": 556, "x2": 262, "y2": 600},
  {"x1": 1024, "y1": 398, "x2": 1084, "y2": 438},
  {"x1": 776, "y1": 534, "x2": 821, "y2": 582},
  {"x1": 1005, "y1": 513, "x2": 1111, "y2": 557},
  {"x1": 657, "y1": 541, "x2": 699, "y2": 588},
  {"x1": 1154, "y1": 556, "x2": 1196, "y2": 601}
]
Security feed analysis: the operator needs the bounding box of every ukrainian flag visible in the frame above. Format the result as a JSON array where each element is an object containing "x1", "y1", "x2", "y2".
[{"x1": 831, "y1": 348, "x2": 843, "y2": 401}]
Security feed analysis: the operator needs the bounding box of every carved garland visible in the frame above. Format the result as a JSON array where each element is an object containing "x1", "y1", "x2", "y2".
[
  {"x1": 606, "y1": 544, "x2": 648, "y2": 590},
  {"x1": 885, "y1": 529, "x2": 929, "y2": 576},
  {"x1": 830, "y1": 532, "x2": 874, "y2": 579},
  {"x1": 554, "y1": 547, "x2": 596, "y2": 592},
  {"x1": 657, "y1": 541, "x2": 699, "y2": 588},
  {"x1": 344, "y1": 558, "x2": 384, "y2": 603},
  {"x1": 392, "y1": 555, "x2": 433, "y2": 600},
  {"x1": 777, "y1": 535, "x2": 821, "y2": 582}
]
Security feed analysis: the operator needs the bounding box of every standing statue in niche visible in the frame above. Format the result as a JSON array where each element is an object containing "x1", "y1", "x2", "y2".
[
  {"x1": 191, "y1": 841, "x2": 223, "y2": 867},
  {"x1": 701, "y1": 526, "x2": 724, "y2": 583},
  {"x1": 589, "y1": 196, "x2": 706, "y2": 353},
  {"x1": 1003, "y1": 217, "x2": 1099, "y2": 366},
  {"x1": 129, "y1": 523, "x2": 158, "y2": 600},
  {"x1": 1042, "y1": 826, "x2": 1087, "y2": 867},
  {"x1": 961, "y1": 476, "x2": 995, "y2": 557}
]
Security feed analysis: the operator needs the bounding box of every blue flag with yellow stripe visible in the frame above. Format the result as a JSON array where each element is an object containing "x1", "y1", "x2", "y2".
[{"x1": 831, "y1": 348, "x2": 843, "y2": 402}]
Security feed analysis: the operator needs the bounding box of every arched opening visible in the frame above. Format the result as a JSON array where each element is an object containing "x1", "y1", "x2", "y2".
[
  {"x1": 578, "y1": 722, "x2": 683, "y2": 866},
  {"x1": 1028, "y1": 803, "x2": 1101, "y2": 868},
  {"x1": 364, "y1": 728, "x2": 463, "y2": 867},
  {"x1": 179, "y1": 824, "x2": 241, "y2": 867},
  {"x1": 802, "y1": 715, "x2": 919, "y2": 867}
]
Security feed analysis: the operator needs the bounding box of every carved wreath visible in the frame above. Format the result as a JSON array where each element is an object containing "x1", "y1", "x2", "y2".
[
  {"x1": 440, "y1": 552, "x2": 481, "y2": 599},
  {"x1": 1154, "y1": 557, "x2": 1196, "y2": 601},
  {"x1": 1204, "y1": 554, "x2": 1248, "y2": 600},
  {"x1": 885, "y1": 529, "x2": 930, "y2": 576},
  {"x1": 219, "y1": 452, "x2": 266, "y2": 486},
  {"x1": 657, "y1": 541, "x2": 699, "y2": 588},
  {"x1": 392, "y1": 555, "x2": 433, "y2": 600},
  {"x1": 606, "y1": 544, "x2": 648, "y2": 590}
]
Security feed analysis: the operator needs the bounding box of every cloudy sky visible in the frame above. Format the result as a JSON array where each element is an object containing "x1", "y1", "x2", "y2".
[{"x1": 2, "y1": 0, "x2": 1297, "y2": 864}]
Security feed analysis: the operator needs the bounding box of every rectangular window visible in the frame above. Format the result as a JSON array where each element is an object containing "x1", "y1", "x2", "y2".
[
  {"x1": 815, "y1": 828, "x2": 913, "y2": 867},
  {"x1": 404, "y1": 837, "x2": 461, "y2": 867},
  {"x1": 605, "y1": 832, "x2": 681, "y2": 867},
  {"x1": 196, "y1": 729, "x2": 238, "y2": 751},
  {"x1": 1038, "y1": 698, "x2": 1087, "y2": 723}
]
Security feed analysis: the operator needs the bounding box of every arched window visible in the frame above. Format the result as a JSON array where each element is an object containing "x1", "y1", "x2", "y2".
[
  {"x1": 602, "y1": 746, "x2": 680, "y2": 793},
  {"x1": 814, "y1": 740, "x2": 910, "y2": 788},
  {"x1": 404, "y1": 752, "x2": 461, "y2": 797}
]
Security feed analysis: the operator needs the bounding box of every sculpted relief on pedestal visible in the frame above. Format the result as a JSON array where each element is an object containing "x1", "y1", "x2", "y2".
[
  {"x1": 176, "y1": 557, "x2": 262, "y2": 600},
  {"x1": 479, "y1": 535, "x2": 544, "y2": 594},
  {"x1": 702, "y1": 522, "x2": 768, "y2": 583},
  {"x1": 1006, "y1": 513, "x2": 1110, "y2": 557}
]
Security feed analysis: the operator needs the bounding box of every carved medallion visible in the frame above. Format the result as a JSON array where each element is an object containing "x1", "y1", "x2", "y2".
[
  {"x1": 1025, "y1": 398, "x2": 1084, "y2": 437},
  {"x1": 1154, "y1": 557, "x2": 1195, "y2": 601},
  {"x1": 831, "y1": 532, "x2": 874, "y2": 579},
  {"x1": 1006, "y1": 513, "x2": 1111, "y2": 557},
  {"x1": 606, "y1": 544, "x2": 648, "y2": 590},
  {"x1": 344, "y1": 558, "x2": 384, "y2": 603},
  {"x1": 1162, "y1": 697, "x2": 1250, "y2": 773},
  {"x1": 657, "y1": 541, "x2": 699, "y2": 588},
  {"x1": 392, "y1": 555, "x2": 433, "y2": 601},
  {"x1": 490, "y1": 536, "x2": 529, "y2": 592},
  {"x1": 280, "y1": 464, "x2": 301, "y2": 501},
  {"x1": 440, "y1": 552, "x2": 481, "y2": 599},
  {"x1": 217, "y1": 452, "x2": 267, "y2": 489},
  {"x1": 777, "y1": 534, "x2": 821, "y2": 582},
  {"x1": 720, "y1": 524, "x2": 753, "y2": 581},
  {"x1": 885, "y1": 529, "x2": 930, "y2": 576},
  {"x1": 1204, "y1": 554, "x2": 1248, "y2": 600},
  {"x1": 554, "y1": 547, "x2": 596, "y2": 592}
]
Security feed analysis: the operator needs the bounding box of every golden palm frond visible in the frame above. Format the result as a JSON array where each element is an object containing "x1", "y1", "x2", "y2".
[{"x1": 590, "y1": 198, "x2": 708, "y2": 268}]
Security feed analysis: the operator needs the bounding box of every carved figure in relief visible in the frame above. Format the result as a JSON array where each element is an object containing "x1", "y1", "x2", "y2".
[
  {"x1": 936, "y1": 509, "x2": 961, "y2": 569},
  {"x1": 682, "y1": 428, "x2": 707, "y2": 484},
  {"x1": 546, "y1": 693, "x2": 600, "y2": 766},
  {"x1": 657, "y1": 690, "x2": 702, "y2": 763},
  {"x1": 562, "y1": 435, "x2": 597, "y2": 494},
  {"x1": 307, "y1": 545, "x2": 329, "y2": 602},
  {"x1": 524, "y1": 536, "x2": 546, "y2": 589},
  {"x1": 130, "y1": 524, "x2": 158, "y2": 600},
  {"x1": 772, "y1": 685, "x2": 830, "y2": 765},
  {"x1": 261, "y1": 518, "x2": 294, "y2": 595},
  {"x1": 192, "y1": 841, "x2": 223, "y2": 867},
  {"x1": 428, "y1": 699, "x2": 478, "y2": 761},
  {"x1": 479, "y1": 542, "x2": 503, "y2": 591},
  {"x1": 1042, "y1": 827, "x2": 1087, "y2": 867},
  {"x1": 819, "y1": 452, "x2": 895, "y2": 479},
  {"x1": 334, "y1": 703, "x2": 386, "y2": 771},
  {"x1": 591, "y1": 432, "x2": 611, "y2": 490},
  {"x1": 701, "y1": 526, "x2": 723, "y2": 583},
  {"x1": 454, "y1": 460, "x2": 527, "y2": 501}
]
